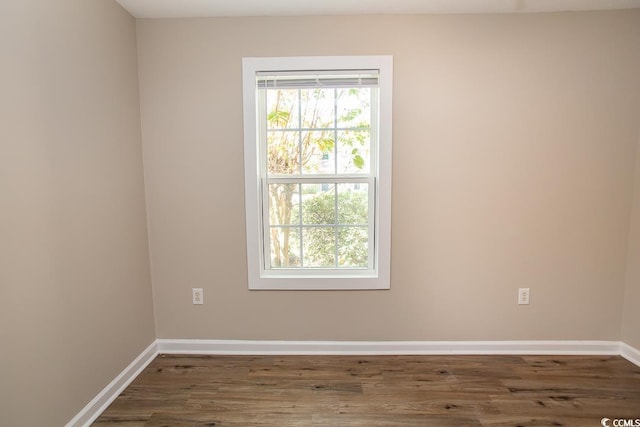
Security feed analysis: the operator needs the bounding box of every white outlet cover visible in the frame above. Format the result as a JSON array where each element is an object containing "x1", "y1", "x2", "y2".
[{"x1": 192, "y1": 288, "x2": 204, "y2": 305}]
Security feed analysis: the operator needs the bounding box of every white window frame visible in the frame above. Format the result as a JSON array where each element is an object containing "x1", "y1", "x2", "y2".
[{"x1": 242, "y1": 56, "x2": 392, "y2": 290}]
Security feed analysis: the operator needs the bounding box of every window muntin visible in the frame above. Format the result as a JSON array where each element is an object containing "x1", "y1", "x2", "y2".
[{"x1": 242, "y1": 56, "x2": 392, "y2": 290}]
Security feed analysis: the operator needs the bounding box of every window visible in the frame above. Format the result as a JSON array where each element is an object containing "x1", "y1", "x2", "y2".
[{"x1": 242, "y1": 56, "x2": 392, "y2": 290}]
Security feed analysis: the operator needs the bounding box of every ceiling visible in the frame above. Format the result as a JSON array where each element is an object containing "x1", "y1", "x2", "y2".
[{"x1": 115, "y1": 0, "x2": 640, "y2": 19}]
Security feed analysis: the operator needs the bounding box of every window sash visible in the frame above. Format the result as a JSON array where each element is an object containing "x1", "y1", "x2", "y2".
[{"x1": 260, "y1": 177, "x2": 376, "y2": 272}]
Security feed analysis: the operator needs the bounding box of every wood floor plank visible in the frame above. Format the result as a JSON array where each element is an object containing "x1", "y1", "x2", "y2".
[{"x1": 93, "y1": 354, "x2": 640, "y2": 426}]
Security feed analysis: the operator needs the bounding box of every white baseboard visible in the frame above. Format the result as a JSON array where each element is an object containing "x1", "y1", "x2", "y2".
[
  {"x1": 65, "y1": 341, "x2": 158, "y2": 427},
  {"x1": 67, "y1": 339, "x2": 640, "y2": 426},
  {"x1": 156, "y1": 338, "x2": 621, "y2": 356},
  {"x1": 620, "y1": 342, "x2": 640, "y2": 367}
]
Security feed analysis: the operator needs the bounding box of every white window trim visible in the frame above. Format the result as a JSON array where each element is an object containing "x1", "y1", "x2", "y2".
[{"x1": 242, "y1": 56, "x2": 392, "y2": 290}]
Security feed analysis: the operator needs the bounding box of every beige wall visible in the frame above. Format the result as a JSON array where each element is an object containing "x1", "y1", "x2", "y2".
[
  {"x1": 623, "y1": 130, "x2": 640, "y2": 349},
  {"x1": 0, "y1": 1, "x2": 155, "y2": 425},
  {"x1": 137, "y1": 11, "x2": 640, "y2": 341}
]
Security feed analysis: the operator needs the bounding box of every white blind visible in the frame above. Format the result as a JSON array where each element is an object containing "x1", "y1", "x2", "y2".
[{"x1": 256, "y1": 69, "x2": 379, "y2": 89}]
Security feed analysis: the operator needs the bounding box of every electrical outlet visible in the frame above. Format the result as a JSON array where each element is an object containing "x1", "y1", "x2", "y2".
[
  {"x1": 192, "y1": 288, "x2": 204, "y2": 305},
  {"x1": 518, "y1": 288, "x2": 530, "y2": 305}
]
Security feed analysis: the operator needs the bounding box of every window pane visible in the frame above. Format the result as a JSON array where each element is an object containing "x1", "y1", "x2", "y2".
[
  {"x1": 338, "y1": 227, "x2": 368, "y2": 268},
  {"x1": 301, "y1": 131, "x2": 335, "y2": 174},
  {"x1": 337, "y1": 130, "x2": 370, "y2": 174},
  {"x1": 270, "y1": 227, "x2": 301, "y2": 268},
  {"x1": 267, "y1": 131, "x2": 299, "y2": 175},
  {"x1": 337, "y1": 184, "x2": 368, "y2": 225},
  {"x1": 266, "y1": 89, "x2": 299, "y2": 129},
  {"x1": 301, "y1": 184, "x2": 335, "y2": 225},
  {"x1": 268, "y1": 183, "x2": 300, "y2": 226},
  {"x1": 337, "y1": 88, "x2": 371, "y2": 129},
  {"x1": 303, "y1": 227, "x2": 336, "y2": 267},
  {"x1": 301, "y1": 89, "x2": 335, "y2": 129}
]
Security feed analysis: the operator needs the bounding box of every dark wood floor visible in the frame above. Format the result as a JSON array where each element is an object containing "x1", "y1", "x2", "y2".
[{"x1": 94, "y1": 354, "x2": 640, "y2": 426}]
